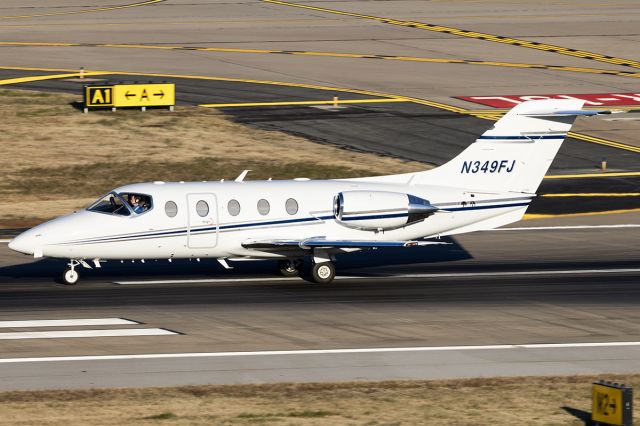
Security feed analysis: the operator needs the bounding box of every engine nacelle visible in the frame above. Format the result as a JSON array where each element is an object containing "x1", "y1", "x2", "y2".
[{"x1": 333, "y1": 191, "x2": 437, "y2": 231}]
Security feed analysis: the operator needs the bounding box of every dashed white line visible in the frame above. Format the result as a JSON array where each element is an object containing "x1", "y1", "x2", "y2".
[
  {"x1": 1, "y1": 341, "x2": 639, "y2": 363},
  {"x1": 0, "y1": 318, "x2": 138, "y2": 328},
  {"x1": 0, "y1": 328, "x2": 176, "y2": 340}
]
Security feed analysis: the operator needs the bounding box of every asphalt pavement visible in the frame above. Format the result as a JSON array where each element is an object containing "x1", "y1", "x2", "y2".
[{"x1": 0, "y1": 0, "x2": 639, "y2": 391}]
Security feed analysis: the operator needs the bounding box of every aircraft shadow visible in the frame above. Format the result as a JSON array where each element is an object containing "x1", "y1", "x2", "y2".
[{"x1": 0, "y1": 237, "x2": 471, "y2": 282}]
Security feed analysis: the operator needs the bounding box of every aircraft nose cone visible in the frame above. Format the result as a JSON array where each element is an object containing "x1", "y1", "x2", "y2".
[{"x1": 8, "y1": 233, "x2": 34, "y2": 255}]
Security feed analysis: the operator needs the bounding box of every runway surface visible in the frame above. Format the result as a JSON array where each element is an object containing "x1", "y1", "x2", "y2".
[
  {"x1": 0, "y1": 0, "x2": 639, "y2": 390},
  {"x1": 1, "y1": 213, "x2": 640, "y2": 390}
]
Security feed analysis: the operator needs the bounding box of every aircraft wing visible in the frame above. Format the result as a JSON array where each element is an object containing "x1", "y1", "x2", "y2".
[{"x1": 242, "y1": 237, "x2": 448, "y2": 250}]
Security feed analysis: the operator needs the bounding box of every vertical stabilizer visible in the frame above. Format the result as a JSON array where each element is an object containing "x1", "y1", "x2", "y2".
[{"x1": 366, "y1": 99, "x2": 586, "y2": 194}]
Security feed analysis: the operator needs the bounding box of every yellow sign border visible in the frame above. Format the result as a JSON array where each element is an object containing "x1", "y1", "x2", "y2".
[
  {"x1": 85, "y1": 86, "x2": 114, "y2": 107},
  {"x1": 84, "y1": 83, "x2": 175, "y2": 108}
]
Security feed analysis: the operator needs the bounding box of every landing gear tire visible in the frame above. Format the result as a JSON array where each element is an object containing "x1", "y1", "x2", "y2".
[
  {"x1": 62, "y1": 267, "x2": 80, "y2": 285},
  {"x1": 311, "y1": 262, "x2": 335, "y2": 284},
  {"x1": 278, "y1": 259, "x2": 302, "y2": 277}
]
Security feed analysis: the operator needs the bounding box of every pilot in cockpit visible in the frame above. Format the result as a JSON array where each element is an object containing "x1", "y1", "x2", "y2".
[{"x1": 128, "y1": 194, "x2": 144, "y2": 214}]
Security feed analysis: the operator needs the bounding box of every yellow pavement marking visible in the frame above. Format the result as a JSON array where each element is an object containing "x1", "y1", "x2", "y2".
[
  {"x1": 542, "y1": 193, "x2": 640, "y2": 197},
  {"x1": 524, "y1": 208, "x2": 640, "y2": 220},
  {"x1": 2, "y1": 41, "x2": 640, "y2": 79},
  {"x1": 0, "y1": 71, "x2": 109, "y2": 85},
  {"x1": 262, "y1": 0, "x2": 640, "y2": 70},
  {"x1": 0, "y1": 65, "x2": 98, "y2": 73},
  {"x1": 456, "y1": 109, "x2": 640, "y2": 154},
  {"x1": 567, "y1": 132, "x2": 640, "y2": 153},
  {"x1": 200, "y1": 99, "x2": 406, "y2": 108},
  {"x1": 464, "y1": 106, "x2": 640, "y2": 114},
  {"x1": 544, "y1": 171, "x2": 640, "y2": 179},
  {"x1": 0, "y1": 65, "x2": 637, "y2": 154},
  {"x1": 0, "y1": 0, "x2": 165, "y2": 19},
  {"x1": 0, "y1": 17, "x2": 347, "y2": 29}
]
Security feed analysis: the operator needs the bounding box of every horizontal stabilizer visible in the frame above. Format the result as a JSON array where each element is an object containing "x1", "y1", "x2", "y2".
[{"x1": 522, "y1": 109, "x2": 626, "y2": 117}]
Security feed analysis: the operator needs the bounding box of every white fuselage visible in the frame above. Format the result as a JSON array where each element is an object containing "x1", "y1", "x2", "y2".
[{"x1": 10, "y1": 179, "x2": 531, "y2": 261}]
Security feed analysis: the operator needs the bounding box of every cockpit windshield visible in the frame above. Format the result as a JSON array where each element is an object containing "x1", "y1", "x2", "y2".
[
  {"x1": 87, "y1": 192, "x2": 131, "y2": 216},
  {"x1": 87, "y1": 192, "x2": 153, "y2": 217}
]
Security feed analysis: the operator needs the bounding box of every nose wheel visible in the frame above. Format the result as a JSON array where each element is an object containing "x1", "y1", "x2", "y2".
[
  {"x1": 61, "y1": 260, "x2": 81, "y2": 285},
  {"x1": 311, "y1": 262, "x2": 336, "y2": 284}
]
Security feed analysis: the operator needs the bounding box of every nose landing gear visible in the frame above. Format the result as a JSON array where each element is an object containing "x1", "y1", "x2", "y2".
[{"x1": 62, "y1": 260, "x2": 81, "y2": 285}]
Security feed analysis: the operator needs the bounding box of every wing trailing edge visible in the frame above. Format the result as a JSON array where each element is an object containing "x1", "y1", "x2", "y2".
[{"x1": 242, "y1": 237, "x2": 449, "y2": 250}]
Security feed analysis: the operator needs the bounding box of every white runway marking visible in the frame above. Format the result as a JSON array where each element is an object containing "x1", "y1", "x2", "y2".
[
  {"x1": 114, "y1": 268, "x2": 640, "y2": 285},
  {"x1": 496, "y1": 224, "x2": 640, "y2": 231},
  {"x1": 0, "y1": 318, "x2": 138, "y2": 328},
  {"x1": 0, "y1": 239, "x2": 11, "y2": 243},
  {"x1": 0, "y1": 328, "x2": 176, "y2": 340},
  {"x1": 384, "y1": 268, "x2": 640, "y2": 279},
  {"x1": 1, "y1": 341, "x2": 639, "y2": 363}
]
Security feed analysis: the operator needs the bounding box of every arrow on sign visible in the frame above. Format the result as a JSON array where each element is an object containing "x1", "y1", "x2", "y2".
[
  {"x1": 154, "y1": 90, "x2": 165, "y2": 99},
  {"x1": 125, "y1": 91, "x2": 135, "y2": 99}
]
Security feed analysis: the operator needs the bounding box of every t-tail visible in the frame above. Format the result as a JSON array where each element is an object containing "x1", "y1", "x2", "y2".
[{"x1": 368, "y1": 99, "x2": 608, "y2": 194}]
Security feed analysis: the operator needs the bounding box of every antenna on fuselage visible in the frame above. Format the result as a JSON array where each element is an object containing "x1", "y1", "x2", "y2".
[{"x1": 235, "y1": 169, "x2": 251, "y2": 182}]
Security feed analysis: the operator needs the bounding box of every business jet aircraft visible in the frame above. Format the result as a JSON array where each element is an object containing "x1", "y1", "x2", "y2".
[{"x1": 9, "y1": 99, "x2": 613, "y2": 285}]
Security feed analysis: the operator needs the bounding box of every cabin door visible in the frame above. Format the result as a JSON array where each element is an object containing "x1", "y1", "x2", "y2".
[{"x1": 186, "y1": 193, "x2": 218, "y2": 249}]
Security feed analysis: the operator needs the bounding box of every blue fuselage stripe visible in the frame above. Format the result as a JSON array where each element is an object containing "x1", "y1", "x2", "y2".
[{"x1": 64, "y1": 202, "x2": 530, "y2": 245}]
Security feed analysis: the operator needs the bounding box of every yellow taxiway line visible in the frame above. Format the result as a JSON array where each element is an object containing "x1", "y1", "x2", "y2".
[
  {"x1": 1, "y1": 41, "x2": 639, "y2": 80},
  {"x1": 524, "y1": 208, "x2": 640, "y2": 220},
  {"x1": 200, "y1": 99, "x2": 406, "y2": 108},
  {"x1": 262, "y1": 0, "x2": 640, "y2": 70},
  {"x1": 0, "y1": 71, "x2": 110, "y2": 86},
  {"x1": 464, "y1": 106, "x2": 640, "y2": 114},
  {"x1": 0, "y1": 0, "x2": 165, "y2": 20},
  {"x1": 0, "y1": 65, "x2": 638, "y2": 155},
  {"x1": 568, "y1": 132, "x2": 640, "y2": 154},
  {"x1": 0, "y1": 65, "x2": 637, "y2": 219},
  {"x1": 544, "y1": 171, "x2": 640, "y2": 179}
]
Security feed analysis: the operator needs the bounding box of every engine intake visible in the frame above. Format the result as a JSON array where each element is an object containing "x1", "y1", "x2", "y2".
[{"x1": 333, "y1": 191, "x2": 437, "y2": 231}]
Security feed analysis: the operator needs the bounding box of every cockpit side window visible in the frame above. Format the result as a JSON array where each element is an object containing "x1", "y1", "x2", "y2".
[
  {"x1": 87, "y1": 192, "x2": 131, "y2": 216},
  {"x1": 120, "y1": 192, "x2": 153, "y2": 215}
]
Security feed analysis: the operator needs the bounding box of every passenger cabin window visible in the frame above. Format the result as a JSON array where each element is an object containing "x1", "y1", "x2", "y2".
[
  {"x1": 228, "y1": 199, "x2": 240, "y2": 216},
  {"x1": 87, "y1": 192, "x2": 131, "y2": 216},
  {"x1": 285, "y1": 198, "x2": 298, "y2": 215},
  {"x1": 257, "y1": 199, "x2": 270, "y2": 215},
  {"x1": 121, "y1": 192, "x2": 152, "y2": 215},
  {"x1": 165, "y1": 201, "x2": 178, "y2": 218},
  {"x1": 196, "y1": 200, "x2": 209, "y2": 217}
]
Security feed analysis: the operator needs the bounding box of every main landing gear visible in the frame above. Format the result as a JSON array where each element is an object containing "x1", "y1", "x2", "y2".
[
  {"x1": 62, "y1": 259, "x2": 81, "y2": 285},
  {"x1": 277, "y1": 259, "x2": 303, "y2": 277},
  {"x1": 311, "y1": 262, "x2": 336, "y2": 284},
  {"x1": 309, "y1": 249, "x2": 336, "y2": 284},
  {"x1": 277, "y1": 257, "x2": 337, "y2": 284}
]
